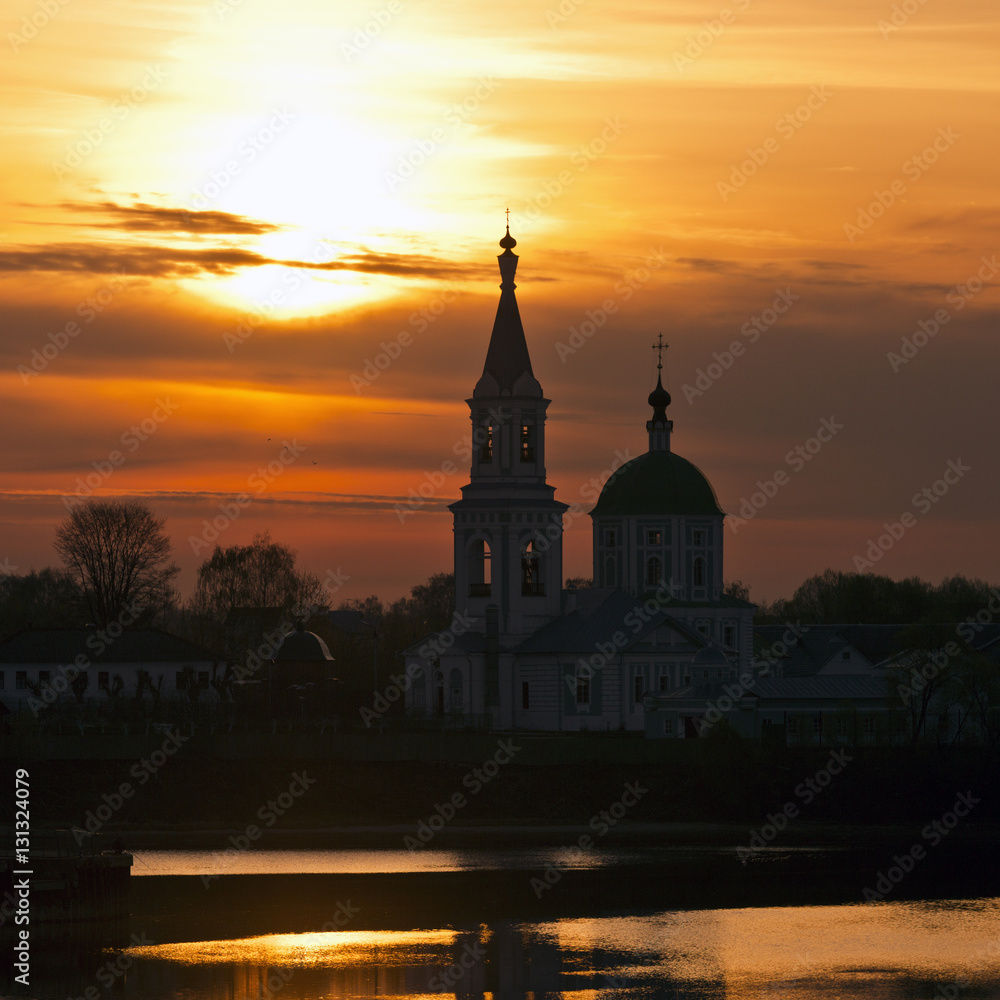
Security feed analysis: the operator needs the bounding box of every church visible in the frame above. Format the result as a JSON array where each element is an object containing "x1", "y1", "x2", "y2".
[{"x1": 402, "y1": 227, "x2": 755, "y2": 731}]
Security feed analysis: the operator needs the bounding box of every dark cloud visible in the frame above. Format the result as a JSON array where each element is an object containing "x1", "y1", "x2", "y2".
[
  {"x1": 62, "y1": 201, "x2": 282, "y2": 235},
  {"x1": 0, "y1": 242, "x2": 490, "y2": 280}
]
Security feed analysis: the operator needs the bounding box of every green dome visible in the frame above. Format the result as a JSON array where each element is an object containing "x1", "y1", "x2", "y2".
[{"x1": 592, "y1": 450, "x2": 724, "y2": 516}]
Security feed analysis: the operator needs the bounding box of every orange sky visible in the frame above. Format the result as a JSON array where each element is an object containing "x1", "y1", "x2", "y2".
[{"x1": 2, "y1": 0, "x2": 997, "y2": 605}]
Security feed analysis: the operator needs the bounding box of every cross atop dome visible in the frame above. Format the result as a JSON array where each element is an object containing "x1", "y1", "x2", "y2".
[{"x1": 646, "y1": 333, "x2": 673, "y2": 451}]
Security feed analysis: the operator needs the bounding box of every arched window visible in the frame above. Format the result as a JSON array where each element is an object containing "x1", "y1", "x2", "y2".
[
  {"x1": 522, "y1": 539, "x2": 543, "y2": 596},
  {"x1": 646, "y1": 556, "x2": 662, "y2": 586},
  {"x1": 693, "y1": 557, "x2": 705, "y2": 587},
  {"x1": 520, "y1": 422, "x2": 535, "y2": 462},
  {"x1": 469, "y1": 538, "x2": 492, "y2": 596},
  {"x1": 480, "y1": 422, "x2": 493, "y2": 463}
]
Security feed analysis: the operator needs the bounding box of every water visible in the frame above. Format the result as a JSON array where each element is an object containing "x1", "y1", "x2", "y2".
[
  {"x1": 130, "y1": 845, "x2": 813, "y2": 876},
  {"x1": 11, "y1": 849, "x2": 1000, "y2": 999}
]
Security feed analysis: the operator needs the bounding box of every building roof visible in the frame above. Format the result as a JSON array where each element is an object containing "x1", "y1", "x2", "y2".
[
  {"x1": 746, "y1": 676, "x2": 891, "y2": 701},
  {"x1": 754, "y1": 623, "x2": 1000, "y2": 675},
  {"x1": 0, "y1": 628, "x2": 224, "y2": 665},
  {"x1": 590, "y1": 449, "x2": 724, "y2": 516},
  {"x1": 273, "y1": 625, "x2": 333, "y2": 661},
  {"x1": 474, "y1": 232, "x2": 542, "y2": 399},
  {"x1": 514, "y1": 588, "x2": 709, "y2": 655}
]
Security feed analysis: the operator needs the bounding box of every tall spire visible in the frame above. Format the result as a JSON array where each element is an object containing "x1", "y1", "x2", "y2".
[
  {"x1": 646, "y1": 333, "x2": 672, "y2": 451},
  {"x1": 474, "y1": 223, "x2": 541, "y2": 398}
]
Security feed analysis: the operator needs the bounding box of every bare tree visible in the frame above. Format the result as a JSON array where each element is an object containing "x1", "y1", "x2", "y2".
[
  {"x1": 54, "y1": 500, "x2": 179, "y2": 626},
  {"x1": 190, "y1": 531, "x2": 324, "y2": 622}
]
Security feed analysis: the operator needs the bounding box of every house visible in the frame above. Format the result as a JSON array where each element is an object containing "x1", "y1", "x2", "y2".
[
  {"x1": 402, "y1": 226, "x2": 754, "y2": 731},
  {"x1": 0, "y1": 628, "x2": 226, "y2": 712}
]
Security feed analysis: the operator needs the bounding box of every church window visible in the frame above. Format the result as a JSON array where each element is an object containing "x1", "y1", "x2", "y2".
[
  {"x1": 659, "y1": 674, "x2": 670, "y2": 692},
  {"x1": 470, "y1": 539, "x2": 492, "y2": 597},
  {"x1": 605, "y1": 529, "x2": 617, "y2": 546},
  {"x1": 693, "y1": 529, "x2": 706, "y2": 546},
  {"x1": 693, "y1": 557, "x2": 706, "y2": 587},
  {"x1": 480, "y1": 424, "x2": 493, "y2": 463},
  {"x1": 633, "y1": 674, "x2": 644, "y2": 704},
  {"x1": 812, "y1": 717, "x2": 821, "y2": 736},
  {"x1": 520, "y1": 423, "x2": 535, "y2": 462},
  {"x1": 576, "y1": 677, "x2": 590, "y2": 707},
  {"x1": 723, "y1": 625, "x2": 736, "y2": 647},
  {"x1": 521, "y1": 539, "x2": 543, "y2": 596},
  {"x1": 842, "y1": 650, "x2": 851, "y2": 660},
  {"x1": 16, "y1": 671, "x2": 27, "y2": 690},
  {"x1": 787, "y1": 717, "x2": 799, "y2": 738},
  {"x1": 863, "y1": 717, "x2": 875, "y2": 736},
  {"x1": 646, "y1": 556, "x2": 662, "y2": 586},
  {"x1": 663, "y1": 718, "x2": 673, "y2": 736},
  {"x1": 647, "y1": 529, "x2": 662, "y2": 545},
  {"x1": 522, "y1": 682, "x2": 530, "y2": 710}
]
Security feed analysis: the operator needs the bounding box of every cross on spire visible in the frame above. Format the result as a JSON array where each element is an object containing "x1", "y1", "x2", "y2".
[
  {"x1": 505, "y1": 206, "x2": 510, "y2": 227},
  {"x1": 651, "y1": 333, "x2": 668, "y2": 371}
]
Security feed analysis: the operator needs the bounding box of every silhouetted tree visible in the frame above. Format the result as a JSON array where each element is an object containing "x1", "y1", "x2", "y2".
[
  {"x1": 54, "y1": 500, "x2": 179, "y2": 626},
  {"x1": 190, "y1": 531, "x2": 324, "y2": 622},
  {"x1": 723, "y1": 579, "x2": 751, "y2": 601},
  {"x1": 0, "y1": 567, "x2": 84, "y2": 638}
]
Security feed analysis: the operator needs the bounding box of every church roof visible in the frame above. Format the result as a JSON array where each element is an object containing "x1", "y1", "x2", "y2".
[
  {"x1": 273, "y1": 625, "x2": 334, "y2": 661},
  {"x1": 474, "y1": 228, "x2": 542, "y2": 398},
  {"x1": 514, "y1": 588, "x2": 710, "y2": 655},
  {"x1": 590, "y1": 449, "x2": 724, "y2": 516}
]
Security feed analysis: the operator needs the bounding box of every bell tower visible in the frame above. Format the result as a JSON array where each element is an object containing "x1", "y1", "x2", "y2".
[{"x1": 450, "y1": 226, "x2": 568, "y2": 637}]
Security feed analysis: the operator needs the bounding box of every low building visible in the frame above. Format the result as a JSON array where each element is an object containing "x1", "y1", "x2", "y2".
[{"x1": 0, "y1": 628, "x2": 226, "y2": 711}]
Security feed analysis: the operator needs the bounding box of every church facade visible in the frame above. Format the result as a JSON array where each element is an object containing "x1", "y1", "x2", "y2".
[{"x1": 402, "y1": 229, "x2": 755, "y2": 732}]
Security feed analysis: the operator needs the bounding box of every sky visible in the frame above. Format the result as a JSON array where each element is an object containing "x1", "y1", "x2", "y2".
[{"x1": 1, "y1": 0, "x2": 997, "y2": 607}]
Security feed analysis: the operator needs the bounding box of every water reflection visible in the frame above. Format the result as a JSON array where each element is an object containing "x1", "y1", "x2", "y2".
[
  {"x1": 19, "y1": 899, "x2": 1000, "y2": 999},
  {"x1": 131, "y1": 845, "x2": 782, "y2": 876}
]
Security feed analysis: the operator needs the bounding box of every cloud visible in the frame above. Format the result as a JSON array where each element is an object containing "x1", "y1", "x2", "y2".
[
  {"x1": 0, "y1": 243, "x2": 491, "y2": 280},
  {"x1": 62, "y1": 201, "x2": 283, "y2": 235}
]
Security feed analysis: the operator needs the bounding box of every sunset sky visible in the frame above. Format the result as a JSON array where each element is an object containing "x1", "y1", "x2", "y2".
[{"x1": 2, "y1": 0, "x2": 997, "y2": 606}]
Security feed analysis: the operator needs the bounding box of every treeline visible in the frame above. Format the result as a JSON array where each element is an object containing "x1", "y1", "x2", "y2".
[{"x1": 749, "y1": 569, "x2": 999, "y2": 626}]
